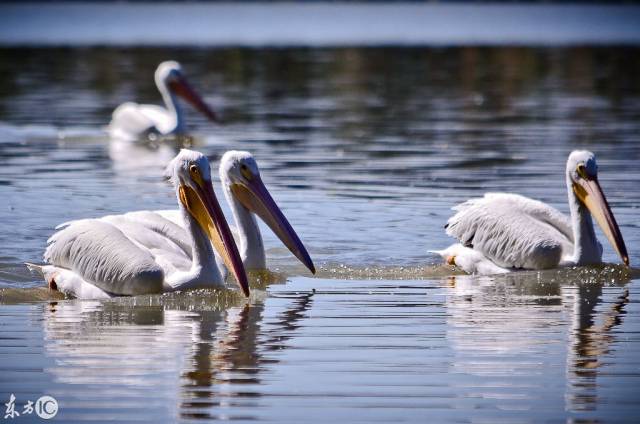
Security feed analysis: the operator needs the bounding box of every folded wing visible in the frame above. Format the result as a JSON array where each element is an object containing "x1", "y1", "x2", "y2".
[
  {"x1": 445, "y1": 193, "x2": 574, "y2": 270},
  {"x1": 45, "y1": 220, "x2": 164, "y2": 295}
]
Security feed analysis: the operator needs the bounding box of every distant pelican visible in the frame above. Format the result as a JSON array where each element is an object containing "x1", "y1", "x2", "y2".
[
  {"x1": 158, "y1": 151, "x2": 316, "y2": 274},
  {"x1": 108, "y1": 61, "x2": 217, "y2": 141},
  {"x1": 29, "y1": 150, "x2": 248, "y2": 299},
  {"x1": 433, "y1": 150, "x2": 629, "y2": 274}
]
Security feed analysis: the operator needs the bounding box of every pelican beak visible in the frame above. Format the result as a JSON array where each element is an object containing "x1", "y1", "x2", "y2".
[
  {"x1": 573, "y1": 176, "x2": 629, "y2": 266},
  {"x1": 230, "y1": 176, "x2": 316, "y2": 274},
  {"x1": 169, "y1": 76, "x2": 218, "y2": 122},
  {"x1": 179, "y1": 180, "x2": 250, "y2": 296}
]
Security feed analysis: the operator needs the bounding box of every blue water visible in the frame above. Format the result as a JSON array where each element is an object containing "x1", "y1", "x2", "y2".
[{"x1": 0, "y1": 43, "x2": 639, "y2": 422}]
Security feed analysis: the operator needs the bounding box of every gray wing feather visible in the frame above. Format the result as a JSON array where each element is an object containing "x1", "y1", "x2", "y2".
[
  {"x1": 446, "y1": 193, "x2": 573, "y2": 270},
  {"x1": 45, "y1": 220, "x2": 164, "y2": 295},
  {"x1": 54, "y1": 211, "x2": 192, "y2": 259},
  {"x1": 107, "y1": 211, "x2": 192, "y2": 258}
]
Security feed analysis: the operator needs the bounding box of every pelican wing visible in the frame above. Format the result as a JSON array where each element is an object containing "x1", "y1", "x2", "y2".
[
  {"x1": 154, "y1": 209, "x2": 184, "y2": 228},
  {"x1": 45, "y1": 220, "x2": 164, "y2": 295},
  {"x1": 60, "y1": 211, "x2": 191, "y2": 254},
  {"x1": 109, "y1": 103, "x2": 171, "y2": 140},
  {"x1": 109, "y1": 102, "x2": 155, "y2": 138},
  {"x1": 445, "y1": 193, "x2": 574, "y2": 270},
  {"x1": 105, "y1": 211, "x2": 192, "y2": 257},
  {"x1": 57, "y1": 211, "x2": 195, "y2": 276}
]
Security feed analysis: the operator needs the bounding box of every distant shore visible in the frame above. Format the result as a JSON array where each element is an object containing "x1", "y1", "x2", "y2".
[{"x1": 1, "y1": 2, "x2": 640, "y2": 46}]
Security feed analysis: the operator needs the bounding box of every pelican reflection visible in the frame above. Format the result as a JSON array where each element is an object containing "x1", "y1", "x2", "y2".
[
  {"x1": 33, "y1": 279, "x2": 314, "y2": 421},
  {"x1": 443, "y1": 267, "x2": 632, "y2": 412}
]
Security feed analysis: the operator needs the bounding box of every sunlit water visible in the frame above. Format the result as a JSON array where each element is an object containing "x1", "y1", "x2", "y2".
[{"x1": 1, "y1": 46, "x2": 640, "y2": 422}]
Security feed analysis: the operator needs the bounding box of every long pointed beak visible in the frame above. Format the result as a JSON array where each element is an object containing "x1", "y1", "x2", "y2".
[
  {"x1": 169, "y1": 76, "x2": 218, "y2": 122},
  {"x1": 179, "y1": 181, "x2": 250, "y2": 296},
  {"x1": 573, "y1": 177, "x2": 629, "y2": 266},
  {"x1": 231, "y1": 177, "x2": 316, "y2": 274}
]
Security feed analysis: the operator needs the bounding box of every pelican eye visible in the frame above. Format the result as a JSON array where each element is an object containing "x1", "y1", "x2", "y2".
[
  {"x1": 576, "y1": 163, "x2": 588, "y2": 180},
  {"x1": 189, "y1": 164, "x2": 203, "y2": 185},
  {"x1": 240, "y1": 163, "x2": 253, "y2": 180}
]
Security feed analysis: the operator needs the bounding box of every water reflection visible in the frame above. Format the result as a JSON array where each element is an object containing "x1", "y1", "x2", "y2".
[
  {"x1": 444, "y1": 266, "x2": 633, "y2": 413},
  {"x1": 1, "y1": 46, "x2": 639, "y2": 421},
  {"x1": 108, "y1": 138, "x2": 177, "y2": 178},
  {"x1": 182, "y1": 290, "x2": 314, "y2": 420},
  {"x1": 564, "y1": 283, "x2": 630, "y2": 412},
  {"x1": 33, "y1": 279, "x2": 313, "y2": 421},
  {"x1": 1, "y1": 267, "x2": 638, "y2": 421}
]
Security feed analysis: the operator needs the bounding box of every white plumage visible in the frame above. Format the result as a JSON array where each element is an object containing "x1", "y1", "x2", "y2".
[
  {"x1": 151, "y1": 151, "x2": 316, "y2": 274},
  {"x1": 217, "y1": 151, "x2": 315, "y2": 274},
  {"x1": 445, "y1": 193, "x2": 574, "y2": 270},
  {"x1": 433, "y1": 151, "x2": 628, "y2": 274},
  {"x1": 33, "y1": 149, "x2": 248, "y2": 299},
  {"x1": 108, "y1": 61, "x2": 216, "y2": 141},
  {"x1": 44, "y1": 219, "x2": 165, "y2": 296}
]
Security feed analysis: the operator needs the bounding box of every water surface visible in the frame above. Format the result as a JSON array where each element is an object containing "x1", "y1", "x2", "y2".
[{"x1": 1, "y1": 46, "x2": 640, "y2": 422}]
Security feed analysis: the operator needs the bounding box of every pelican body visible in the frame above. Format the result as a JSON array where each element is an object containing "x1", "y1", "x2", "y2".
[
  {"x1": 32, "y1": 150, "x2": 248, "y2": 299},
  {"x1": 433, "y1": 151, "x2": 629, "y2": 274},
  {"x1": 108, "y1": 61, "x2": 217, "y2": 141}
]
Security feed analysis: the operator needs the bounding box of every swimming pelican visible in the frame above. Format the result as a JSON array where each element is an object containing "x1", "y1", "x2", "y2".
[
  {"x1": 30, "y1": 150, "x2": 249, "y2": 299},
  {"x1": 108, "y1": 61, "x2": 217, "y2": 141},
  {"x1": 432, "y1": 150, "x2": 629, "y2": 274},
  {"x1": 219, "y1": 150, "x2": 315, "y2": 273},
  {"x1": 157, "y1": 151, "x2": 316, "y2": 274}
]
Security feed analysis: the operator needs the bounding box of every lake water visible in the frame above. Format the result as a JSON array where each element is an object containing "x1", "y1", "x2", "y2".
[{"x1": 1, "y1": 46, "x2": 640, "y2": 422}]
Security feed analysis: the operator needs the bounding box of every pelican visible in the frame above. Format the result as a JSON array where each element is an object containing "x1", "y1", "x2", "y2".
[
  {"x1": 108, "y1": 61, "x2": 217, "y2": 141},
  {"x1": 29, "y1": 149, "x2": 249, "y2": 299},
  {"x1": 218, "y1": 150, "x2": 315, "y2": 273},
  {"x1": 158, "y1": 151, "x2": 316, "y2": 274},
  {"x1": 433, "y1": 150, "x2": 629, "y2": 274}
]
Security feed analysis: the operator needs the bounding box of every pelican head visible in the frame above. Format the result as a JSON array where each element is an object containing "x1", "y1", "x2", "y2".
[
  {"x1": 155, "y1": 61, "x2": 217, "y2": 122},
  {"x1": 567, "y1": 150, "x2": 629, "y2": 266},
  {"x1": 167, "y1": 149, "x2": 249, "y2": 296},
  {"x1": 220, "y1": 151, "x2": 316, "y2": 274}
]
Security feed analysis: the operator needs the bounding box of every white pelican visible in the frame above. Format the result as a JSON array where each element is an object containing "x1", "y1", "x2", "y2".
[
  {"x1": 157, "y1": 151, "x2": 316, "y2": 274},
  {"x1": 29, "y1": 149, "x2": 249, "y2": 299},
  {"x1": 108, "y1": 61, "x2": 217, "y2": 141},
  {"x1": 433, "y1": 150, "x2": 629, "y2": 274},
  {"x1": 219, "y1": 150, "x2": 315, "y2": 273}
]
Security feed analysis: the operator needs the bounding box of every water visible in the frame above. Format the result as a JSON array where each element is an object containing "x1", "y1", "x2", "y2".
[{"x1": 1, "y1": 46, "x2": 640, "y2": 422}]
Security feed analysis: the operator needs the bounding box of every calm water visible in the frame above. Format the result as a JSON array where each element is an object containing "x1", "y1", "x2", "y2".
[{"x1": 1, "y1": 47, "x2": 640, "y2": 422}]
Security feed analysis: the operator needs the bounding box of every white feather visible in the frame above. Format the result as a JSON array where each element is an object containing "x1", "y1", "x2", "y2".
[
  {"x1": 108, "y1": 61, "x2": 185, "y2": 141},
  {"x1": 434, "y1": 151, "x2": 624, "y2": 274},
  {"x1": 445, "y1": 193, "x2": 574, "y2": 270},
  {"x1": 45, "y1": 220, "x2": 164, "y2": 295},
  {"x1": 431, "y1": 244, "x2": 510, "y2": 275},
  {"x1": 39, "y1": 149, "x2": 230, "y2": 299},
  {"x1": 108, "y1": 102, "x2": 166, "y2": 141}
]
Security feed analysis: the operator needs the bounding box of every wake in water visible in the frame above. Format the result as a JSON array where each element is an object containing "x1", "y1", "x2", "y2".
[
  {"x1": 0, "y1": 121, "x2": 107, "y2": 144},
  {"x1": 2, "y1": 261, "x2": 635, "y2": 307},
  {"x1": 2, "y1": 268, "x2": 287, "y2": 305}
]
